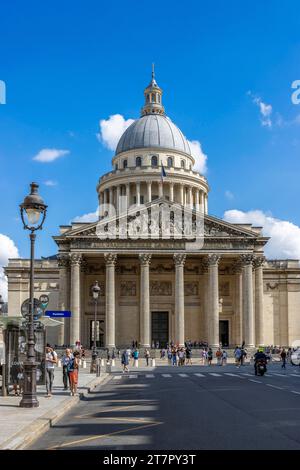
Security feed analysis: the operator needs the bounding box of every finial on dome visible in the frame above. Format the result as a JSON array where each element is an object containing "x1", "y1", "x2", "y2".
[{"x1": 141, "y1": 65, "x2": 165, "y2": 116}]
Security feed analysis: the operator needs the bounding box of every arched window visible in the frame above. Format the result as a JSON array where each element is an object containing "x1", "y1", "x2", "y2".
[
  {"x1": 123, "y1": 159, "x2": 128, "y2": 169},
  {"x1": 151, "y1": 155, "x2": 158, "y2": 167},
  {"x1": 181, "y1": 159, "x2": 185, "y2": 169},
  {"x1": 167, "y1": 157, "x2": 173, "y2": 168},
  {"x1": 136, "y1": 156, "x2": 142, "y2": 167}
]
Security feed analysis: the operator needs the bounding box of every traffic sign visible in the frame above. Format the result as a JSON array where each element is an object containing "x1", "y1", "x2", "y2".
[
  {"x1": 45, "y1": 310, "x2": 71, "y2": 318},
  {"x1": 21, "y1": 298, "x2": 43, "y2": 320}
]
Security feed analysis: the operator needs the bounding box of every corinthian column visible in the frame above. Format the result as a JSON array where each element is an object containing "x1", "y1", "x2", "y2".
[
  {"x1": 70, "y1": 253, "x2": 82, "y2": 346},
  {"x1": 104, "y1": 253, "x2": 117, "y2": 349},
  {"x1": 139, "y1": 254, "x2": 151, "y2": 347},
  {"x1": 207, "y1": 254, "x2": 221, "y2": 347},
  {"x1": 254, "y1": 256, "x2": 265, "y2": 346},
  {"x1": 174, "y1": 253, "x2": 186, "y2": 346},
  {"x1": 57, "y1": 254, "x2": 70, "y2": 346},
  {"x1": 241, "y1": 254, "x2": 255, "y2": 347}
]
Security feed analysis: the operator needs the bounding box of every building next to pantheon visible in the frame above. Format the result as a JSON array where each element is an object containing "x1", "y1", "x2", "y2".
[{"x1": 5, "y1": 72, "x2": 300, "y2": 350}]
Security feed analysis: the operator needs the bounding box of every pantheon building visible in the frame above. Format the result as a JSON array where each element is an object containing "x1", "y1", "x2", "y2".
[{"x1": 5, "y1": 72, "x2": 300, "y2": 350}]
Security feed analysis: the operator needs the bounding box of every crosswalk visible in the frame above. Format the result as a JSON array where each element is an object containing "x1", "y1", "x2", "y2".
[{"x1": 113, "y1": 371, "x2": 300, "y2": 380}]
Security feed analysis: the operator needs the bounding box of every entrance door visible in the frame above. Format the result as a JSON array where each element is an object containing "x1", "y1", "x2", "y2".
[
  {"x1": 151, "y1": 312, "x2": 169, "y2": 348},
  {"x1": 219, "y1": 320, "x2": 229, "y2": 347},
  {"x1": 89, "y1": 320, "x2": 104, "y2": 348}
]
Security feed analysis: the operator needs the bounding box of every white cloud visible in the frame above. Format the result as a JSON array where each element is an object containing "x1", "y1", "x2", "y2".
[
  {"x1": 73, "y1": 208, "x2": 99, "y2": 223},
  {"x1": 188, "y1": 140, "x2": 208, "y2": 174},
  {"x1": 248, "y1": 91, "x2": 273, "y2": 128},
  {"x1": 33, "y1": 148, "x2": 70, "y2": 163},
  {"x1": 225, "y1": 190, "x2": 234, "y2": 200},
  {"x1": 98, "y1": 114, "x2": 135, "y2": 151},
  {"x1": 0, "y1": 234, "x2": 20, "y2": 301},
  {"x1": 44, "y1": 180, "x2": 58, "y2": 186},
  {"x1": 224, "y1": 209, "x2": 300, "y2": 260}
]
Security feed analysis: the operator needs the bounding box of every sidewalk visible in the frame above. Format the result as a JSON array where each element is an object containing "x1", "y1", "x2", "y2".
[{"x1": 0, "y1": 365, "x2": 110, "y2": 450}]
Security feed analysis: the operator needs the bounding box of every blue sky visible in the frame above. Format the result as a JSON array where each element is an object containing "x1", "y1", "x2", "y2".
[{"x1": 1, "y1": 0, "x2": 300, "y2": 266}]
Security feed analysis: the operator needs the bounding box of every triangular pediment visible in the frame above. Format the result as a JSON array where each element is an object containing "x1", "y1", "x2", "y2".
[{"x1": 54, "y1": 198, "x2": 261, "y2": 241}]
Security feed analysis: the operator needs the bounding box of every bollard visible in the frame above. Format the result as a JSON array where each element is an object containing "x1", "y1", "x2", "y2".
[
  {"x1": 79, "y1": 359, "x2": 82, "y2": 366},
  {"x1": 134, "y1": 359, "x2": 139, "y2": 368},
  {"x1": 112, "y1": 359, "x2": 115, "y2": 367},
  {"x1": 101, "y1": 358, "x2": 104, "y2": 367},
  {"x1": 82, "y1": 360, "x2": 87, "y2": 369},
  {"x1": 152, "y1": 358, "x2": 156, "y2": 367},
  {"x1": 96, "y1": 359, "x2": 101, "y2": 377},
  {"x1": 57, "y1": 359, "x2": 62, "y2": 368}
]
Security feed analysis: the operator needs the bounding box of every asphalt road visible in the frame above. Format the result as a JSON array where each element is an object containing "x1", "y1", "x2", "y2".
[{"x1": 30, "y1": 363, "x2": 300, "y2": 450}]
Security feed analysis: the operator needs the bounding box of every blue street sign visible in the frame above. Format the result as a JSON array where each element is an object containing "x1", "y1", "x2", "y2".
[{"x1": 45, "y1": 310, "x2": 72, "y2": 318}]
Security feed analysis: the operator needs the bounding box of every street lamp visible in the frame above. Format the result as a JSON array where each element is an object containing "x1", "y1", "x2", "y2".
[
  {"x1": 91, "y1": 280, "x2": 101, "y2": 373},
  {"x1": 19, "y1": 182, "x2": 47, "y2": 408}
]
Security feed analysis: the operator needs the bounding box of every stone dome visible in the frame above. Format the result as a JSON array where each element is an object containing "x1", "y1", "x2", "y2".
[{"x1": 115, "y1": 114, "x2": 191, "y2": 156}]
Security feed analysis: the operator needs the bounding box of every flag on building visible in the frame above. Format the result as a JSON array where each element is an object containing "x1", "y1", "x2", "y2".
[{"x1": 161, "y1": 163, "x2": 167, "y2": 182}]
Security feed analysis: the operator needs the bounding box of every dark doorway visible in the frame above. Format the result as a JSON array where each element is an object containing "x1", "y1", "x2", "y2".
[
  {"x1": 151, "y1": 312, "x2": 169, "y2": 348},
  {"x1": 89, "y1": 320, "x2": 104, "y2": 348},
  {"x1": 219, "y1": 320, "x2": 229, "y2": 347}
]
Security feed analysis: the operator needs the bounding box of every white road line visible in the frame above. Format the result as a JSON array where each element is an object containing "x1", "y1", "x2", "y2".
[
  {"x1": 145, "y1": 374, "x2": 155, "y2": 378},
  {"x1": 290, "y1": 374, "x2": 300, "y2": 378},
  {"x1": 266, "y1": 384, "x2": 283, "y2": 390},
  {"x1": 249, "y1": 379, "x2": 262, "y2": 383},
  {"x1": 241, "y1": 373, "x2": 252, "y2": 377},
  {"x1": 162, "y1": 374, "x2": 172, "y2": 378},
  {"x1": 225, "y1": 373, "x2": 241, "y2": 377},
  {"x1": 113, "y1": 376, "x2": 122, "y2": 380},
  {"x1": 273, "y1": 373, "x2": 288, "y2": 377},
  {"x1": 291, "y1": 391, "x2": 300, "y2": 395},
  {"x1": 209, "y1": 373, "x2": 221, "y2": 377},
  {"x1": 194, "y1": 373, "x2": 205, "y2": 377},
  {"x1": 179, "y1": 374, "x2": 188, "y2": 378},
  {"x1": 129, "y1": 375, "x2": 138, "y2": 379}
]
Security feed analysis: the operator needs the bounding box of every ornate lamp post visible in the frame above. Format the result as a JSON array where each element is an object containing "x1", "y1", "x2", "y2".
[
  {"x1": 91, "y1": 280, "x2": 101, "y2": 372},
  {"x1": 19, "y1": 182, "x2": 47, "y2": 408}
]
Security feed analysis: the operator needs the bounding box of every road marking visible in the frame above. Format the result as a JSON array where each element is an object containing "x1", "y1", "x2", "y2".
[
  {"x1": 129, "y1": 375, "x2": 138, "y2": 379},
  {"x1": 249, "y1": 379, "x2": 262, "y2": 383},
  {"x1": 241, "y1": 373, "x2": 252, "y2": 377},
  {"x1": 161, "y1": 374, "x2": 171, "y2": 378},
  {"x1": 113, "y1": 375, "x2": 122, "y2": 380},
  {"x1": 273, "y1": 373, "x2": 288, "y2": 377},
  {"x1": 145, "y1": 374, "x2": 155, "y2": 378},
  {"x1": 291, "y1": 391, "x2": 300, "y2": 395},
  {"x1": 194, "y1": 373, "x2": 205, "y2": 377},
  {"x1": 225, "y1": 373, "x2": 241, "y2": 377},
  {"x1": 48, "y1": 421, "x2": 163, "y2": 449},
  {"x1": 179, "y1": 374, "x2": 188, "y2": 377},
  {"x1": 209, "y1": 373, "x2": 221, "y2": 377},
  {"x1": 290, "y1": 374, "x2": 300, "y2": 378},
  {"x1": 266, "y1": 384, "x2": 283, "y2": 390}
]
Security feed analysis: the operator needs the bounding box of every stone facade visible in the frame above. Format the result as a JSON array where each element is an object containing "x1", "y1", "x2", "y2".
[{"x1": 4, "y1": 72, "x2": 300, "y2": 348}]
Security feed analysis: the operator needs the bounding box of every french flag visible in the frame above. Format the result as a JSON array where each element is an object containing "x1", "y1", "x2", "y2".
[{"x1": 161, "y1": 163, "x2": 167, "y2": 182}]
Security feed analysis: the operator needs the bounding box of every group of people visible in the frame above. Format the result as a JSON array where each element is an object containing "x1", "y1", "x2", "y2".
[{"x1": 45, "y1": 344, "x2": 80, "y2": 397}]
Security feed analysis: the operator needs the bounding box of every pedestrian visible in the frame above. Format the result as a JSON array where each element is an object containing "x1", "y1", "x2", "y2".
[
  {"x1": 144, "y1": 348, "x2": 150, "y2": 366},
  {"x1": 172, "y1": 347, "x2": 177, "y2": 366},
  {"x1": 221, "y1": 350, "x2": 227, "y2": 366},
  {"x1": 207, "y1": 348, "x2": 213, "y2": 366},
  {"x1": 281, "y1": 348, "x2": 287, "y2": 369},
  {"x1": 10, "y1": 358, "x2": 23, "y2": 396},
  {"x1": 186, "y1": 347, "x2": 192, "y2": 365},
  {"x1": 216, "y1": 348, "x2": 222, "y2": 366},
  {"x1": 201, "y1": 348, "x2": 207, "y2": 365},
  {"x1": 121, "y1": 349, "x2": 129, "y2": 373},
  {"x1": 178, "y1": 348, "x2": 185, "y2": 366},
  {"x1": 234, "y1": 346, "x2": 242, "y2": 367},
  {"x1": 68, "y1": 350, "x2": 80, "y2": 396},
  {"x1": 133, "y1": 348, "x2": 139, "y2": 366},
  {"x1": 45, "y1": 345, "x2": 58, "y2": 398},
  {"x1": 62, "y1": 348, "x2": 73, "y2": 390}
]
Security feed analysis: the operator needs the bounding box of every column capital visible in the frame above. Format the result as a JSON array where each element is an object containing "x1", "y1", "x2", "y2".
[
  {"x1": 240, "y1": 254, "x2": 255, "y2": 266},
  {"x1": 232, "y1": 259, "x2": 242, "y2": 274},
  {"x1": 173, "y1": 253, "x2": 186, "y2": 266},
  {"x1": 253, "y1": 255, "x2": 266, "y2": 269},
  {"x1": 139, "y1": 253, "x2": 152, "y2": 266},
  {"x1": 207, "y1": 254, "x2": 221, "y2": 266},
  {"x1": 104, "y1": 253, "x2": 117, "y2": 266},
  {"x1": 70, "y1": 253, "x2": 82, "y2": 266},
  {"x1": 57, "y1": 253, "x2": 69, "y2": 268}
]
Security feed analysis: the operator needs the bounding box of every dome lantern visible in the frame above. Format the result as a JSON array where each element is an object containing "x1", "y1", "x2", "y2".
[{"x1": 141, "y1": 64, "x2": 165, "y2": 116}]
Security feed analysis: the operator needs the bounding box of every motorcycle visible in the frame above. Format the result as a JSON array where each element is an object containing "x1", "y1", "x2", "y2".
[{"x1": 256, "y1": 359, "x2": 267, "y2": 376}]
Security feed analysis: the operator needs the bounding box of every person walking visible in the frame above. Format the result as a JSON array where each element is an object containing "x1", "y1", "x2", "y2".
[
  {"x1": 281, "y1": 348, "x2": 287, "y2": 369},
  {"x1": 133, "y1": 348, "x2": 139, "y2": 367},
  {"x1": 45, "y1": 345, "x2": 57, "y2": 398},
  {"x1": 207, "y1": 348, "x2": 213, "y2": 366},
  {"x1": 234, "y1": 346, "x2": 242, "y2": 368},
  {"x1": 144, "y1": 348, "x2": 150, "y2": 366},
  {"x1": 221, "y1": 350, "x2": 228, "y2": 366},
  {"x1": 216, "y1": 348, "x2": 222, "y2": 366},
  {"x1": 62, "y1": 348, "x2": 73, "y2": 390},
  {"x1": 68, "y1": 350, "x2": 80, "y2": 396},
  {"x1": 186, "y1": 347, "x2": 192, "y2": 365},
  {"x1": 172, "y1": 347, "x2": 177, "y2": 366},
  {"x1": 121, "y1": 349, "x2": 129, "y2": 373}
]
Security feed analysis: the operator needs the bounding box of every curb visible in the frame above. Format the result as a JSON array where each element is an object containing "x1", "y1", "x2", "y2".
[{"x1": 0, "y1": 372, "x2": 111, "y2": 450}]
